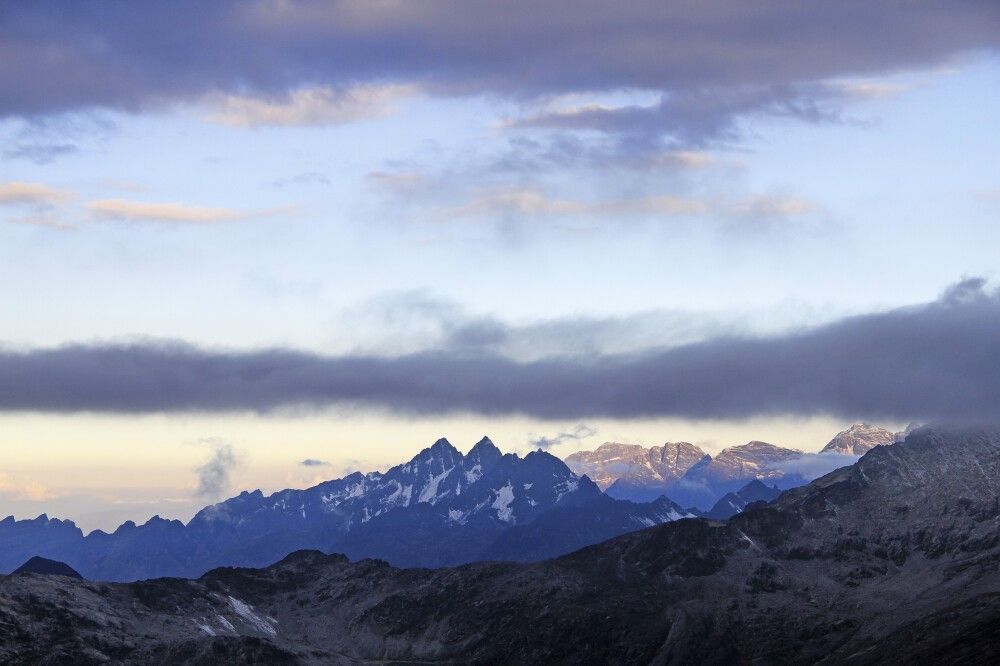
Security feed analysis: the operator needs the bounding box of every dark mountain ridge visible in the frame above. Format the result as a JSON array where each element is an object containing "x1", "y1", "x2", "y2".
[
  {"x1": 1, "y1": 426, "x2": 998, "y2": 663},
  {"x1": 702, "y1": 478, "x2": 782, "y2": 520},
  {"x1": 11, "y1": 556, "x2": 82, "y2": 579}
]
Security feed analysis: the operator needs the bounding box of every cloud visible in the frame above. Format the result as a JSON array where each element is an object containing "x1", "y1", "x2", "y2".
[
  {"x1": 2, "y1": 1, "x2": 996, "y2": 146},
  {"x1": 765, "y1": 452, "x2": 860, "y2": 480},
  {"x1": 941, "y1": 276, "x2": 988, "y2": 305},
  {"x1": 272, "y1": 172, "x2": 331, "y2": 189},
  {"x1": 0, "y1": 181, "x2": 75, "y2": 229},
  {"x1": 836, "y1": 80, "x2": 912, "y2": 101},
  {"x1": 0, "y1": 473, "x2": 57, "y2": 502},
  {"x1": 2, "y1": 142, "x2": 79, "y2": 164},
  {"x1": 726, "y1": 195, "x2": 818, "y2": 219},
  {"x1": 300, "y1": 458, "x2": 330, "y2": 467},
  {"x1": 367, "y1": 170, "x2": 428, "y2": 194},
  {"x1": 336, "y1": 289, "x2": 765, "y2": 360},
  {"x1": 530, "y1": 424, "x2": 598, "y2": 449},
  {"x1": 436, "y1": 187, "x2": 815, "y2": 225},
  {"x1": 204, "y1": 84, "x2": 417, "y2": 128},
  {"x1": 505, "y1": 82, "x2": 868, "y2": 150},
  {"x1": 86, "y1": 199, "x2": 282, "y2": 224},
  {"x1": 0, "y1": 181, "x2": 73, "y2": 205},
  {"x1": 195, "y1": 444, "x2": 240, "y2": 498},
  {"x1": 3, "y1": 279, "x2": 1000, "y2": 423},
  {"x1": 4, "y1": 213, "x2": 74, "y2": 230}
]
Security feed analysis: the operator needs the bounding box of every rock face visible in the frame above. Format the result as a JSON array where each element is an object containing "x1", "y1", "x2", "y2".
[
  {"x1": 12, "y1": 556, "x2": 82, "y2": 579},
  {"x1": 821, "y1": 422, "x2": 896, "y2": 455},
  {"x1": 568, "y1": 440, "x2": 806, "y2": 508},
  {"x1": 0, "y1": 437, "x2": 692, "y2": 580},
  {"x1": 1, "y1": 426, "x2": 998, "y2": 664},
  {"x1": 563, "y1": 441, "x2": 708, "y2": 490}
]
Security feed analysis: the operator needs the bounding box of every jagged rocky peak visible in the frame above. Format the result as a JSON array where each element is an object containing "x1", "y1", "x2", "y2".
[
  {"x1": 563, "y1": 442, "x2": 645, "y2": 469},
  {"x1": 711, "y1": 440, "x2": 802, "y2": 469},
  {"x1": 467, "y1": 436, "x2": 503, "y2": 464},
  {"x1": 564, "y1": 440, "x2": 707, "y2": 490},
  {"x1": 821, "y1": 422, "x2": 895, "y2": 455},
  {"x1": 650, "y1": 441, "x2": 709, "y2": 467},
  {"x1": 430, "y1": 436, "x2": 456, "y2": 451},
  {"x1": 426, "y1": 436, "x2": 463, "y2": 460},
  {"x1": 404, "y1": 437, "x2": 463, "y2": 476}
]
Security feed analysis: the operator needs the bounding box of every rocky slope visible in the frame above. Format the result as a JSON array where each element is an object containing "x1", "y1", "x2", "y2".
[
  {"x1": 821, "y1": 423, "x2": 896, "y2": 455},
  {"x1": 563, "y1": 441, "x2": 708, "y2": 490},
  {"x1": 0, "y1": 437, "x2": 691, "y2": 579},
  {"x1": 2, "y1": 426, "x2": 998, "y2": 664}
]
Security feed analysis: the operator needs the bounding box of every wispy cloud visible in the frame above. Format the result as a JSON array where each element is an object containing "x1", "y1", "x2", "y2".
[
  {"x1": 272, "y1": 172, "x2": 331, "y2": 189},
  {"x1": 195, "y1": 443, "x2": 241, "y2": 498},
  {"x1": 0, "y1": 181, "x2": 73, "y2": 205},
  {"x1": 530, "y1": 424, "x2": 597, "y2": 449},
  {"x1": 87, "y1": 199, "x2": 291, "y2": 224},
  {"x1": 505, "y1": 84, "x2": 849, "y2": 148},
  {"x1": 836, "y1": 80, "x2": 912, "y2": 101},
  {"x1": 0, "y1": 181, "x2": 75, "y2": 229},
  {"x1": 437, "y1": 187, "x2": 815, "y2": 225},
  {"x1": 204, "y1": 84, "x2": 418, "y2": 128},
  {"x1": 367, "y1": 170, "x2": 428, "y2": 194},
  {"x1": 0, "y1": 473, "x2": 57, "y2": 502},
  {"x1": 299, "y1": 458, "x2": 330, "y2": 467},
  {"x1": 765, "y1": 451, "x2": 860, "y2": 480},
  {"x1": 2, "y1": 142, "x2": 79, "y2": 165}
]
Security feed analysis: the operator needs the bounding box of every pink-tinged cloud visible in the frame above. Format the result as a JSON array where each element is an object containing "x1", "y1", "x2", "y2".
[
  {"x1": 87, "y1": 199, "x2": 289, "y2": 224},
  {"x1": 0, "y1": 181, "x2": 72, "y2": 205}
]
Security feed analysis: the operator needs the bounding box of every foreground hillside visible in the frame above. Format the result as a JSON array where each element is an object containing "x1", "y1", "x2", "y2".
[{"x1": 1, "y1": 426, "x2": 999, "y2": 664}]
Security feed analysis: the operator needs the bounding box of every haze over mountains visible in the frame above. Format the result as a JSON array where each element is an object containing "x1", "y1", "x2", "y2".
[{"x1": 2, "y1": 426, "x2": 999, "y2": 664}]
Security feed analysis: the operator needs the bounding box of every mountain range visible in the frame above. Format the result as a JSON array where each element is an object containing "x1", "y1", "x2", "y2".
[
  {"x1": 566, "y1": 423, "x2": 903, "y2": 508},
  {"x1": 0, "y1": 437, "x2": 692, "y2": 580},
  {"x1": 566, "y1": 438, "x2": 807, "y2": 508},
  {"x1": 2, "y1": 426, "x2": 998, "y2": 663}
]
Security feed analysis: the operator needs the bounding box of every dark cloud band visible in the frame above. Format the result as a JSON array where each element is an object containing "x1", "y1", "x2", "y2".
[
  {"x1": 2, "y1": 1, "x2": 997, "y2": 118},
  {"x1": 2, "y1": 279, "x2": 999, "y2": 422}
]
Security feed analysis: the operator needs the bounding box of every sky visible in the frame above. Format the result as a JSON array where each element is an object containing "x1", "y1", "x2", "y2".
[{"x1": 1, "y1": 1, "x2": 998, "y2": 531}]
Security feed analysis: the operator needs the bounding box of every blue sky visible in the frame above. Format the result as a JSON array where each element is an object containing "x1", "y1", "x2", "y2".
[{"x1": 1, "y1": 2, "x2": 998, "y2": 528}]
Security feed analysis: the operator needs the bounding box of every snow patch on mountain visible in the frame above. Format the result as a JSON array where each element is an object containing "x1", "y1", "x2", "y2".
[
  {"x1": 418, "y1": 465, "x2": 455, "y2": 504},
  {"x1": 492, "y1": 483, "x2": 515, "y2": 522},
  {"x1": 227, "y1": 595, "x2": 277, "y2": 637}
]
